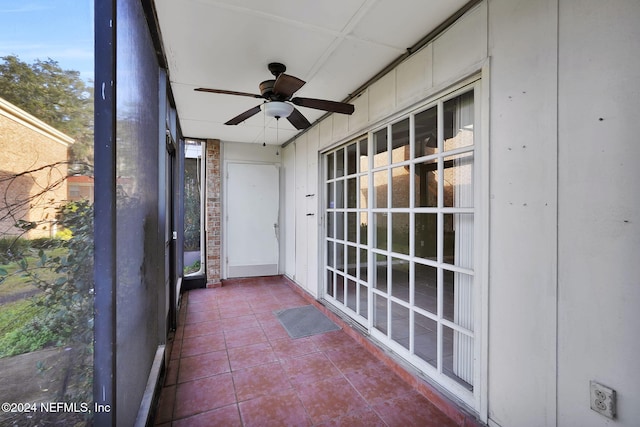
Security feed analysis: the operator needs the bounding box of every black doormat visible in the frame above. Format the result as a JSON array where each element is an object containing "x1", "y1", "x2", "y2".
[{"x1": 274, "y1": 305, "x2": 341, "y2": 339}]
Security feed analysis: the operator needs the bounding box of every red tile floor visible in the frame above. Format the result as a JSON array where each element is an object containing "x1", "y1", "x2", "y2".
[{"x1": 154, "y1": 276, "x2": 479, "y2": 426}]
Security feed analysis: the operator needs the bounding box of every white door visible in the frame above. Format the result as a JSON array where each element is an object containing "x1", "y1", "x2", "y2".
[{"x1": 226, "y1": 162, "x2": 280, "y2": 278}]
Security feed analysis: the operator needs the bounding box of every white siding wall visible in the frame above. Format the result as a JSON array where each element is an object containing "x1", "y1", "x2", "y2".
[
  {"x1": 294, "y1": 135, "x2": 308, "y2": 287},
  {"x1": 557, "y1": 1, "x2": 640, "y2": 426},
  {"x1": 487, "y1": 0, "x2": 559, "y2": 425},
  {"x1": 305, "y1": 127, "x2": 320, "y2": 297},
  {"x1": 282, "y1": 143, "x2": 296, "y2": 279},
  {"x1": 281, "y1": 0, "x2": 640, "y2": 425},
  {"x1": 223, "y1": 141, "x2": 280, "y2": 163}
]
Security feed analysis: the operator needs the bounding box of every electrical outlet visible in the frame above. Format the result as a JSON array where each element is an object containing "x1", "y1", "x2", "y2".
[{"x1": 590, "y1": 381, "x2": 616, "y2": 419}]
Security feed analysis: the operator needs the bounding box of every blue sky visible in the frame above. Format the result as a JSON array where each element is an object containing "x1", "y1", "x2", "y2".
[{"x1": 0, "y1": 1, "x2": 94, "y2": 83}]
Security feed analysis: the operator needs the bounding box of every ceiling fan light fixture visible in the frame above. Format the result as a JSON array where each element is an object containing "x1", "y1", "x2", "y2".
[{"x1": 262, "y1": 101, "x2": 294, "y2": 119}]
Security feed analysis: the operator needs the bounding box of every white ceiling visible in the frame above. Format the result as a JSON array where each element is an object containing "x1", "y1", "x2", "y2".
[{"x1": 153, "y1": 0, "x2": 470, "y2": 145}]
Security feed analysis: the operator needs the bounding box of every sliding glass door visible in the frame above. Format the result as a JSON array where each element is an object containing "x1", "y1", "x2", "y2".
[{"x1": 323, "y1": 84, "x2": 478, "y2": 400}]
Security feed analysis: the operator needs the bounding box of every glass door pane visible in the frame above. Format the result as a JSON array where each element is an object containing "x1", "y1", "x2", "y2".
[
  {"x1": 443, "y1": 325, "x2": 473, "y2": 390},
  {"x1": 414, "y1": 263, "x2": 437, "y2": 314},
  {"x1": 359, "y1": 283, "x2": 369, "y2": 319},
  {"x1": 374, "y1": 128, "x2": 388, "y2": 166},
  {"x1": 374, "y1": 293, "x2": 388, "y2": 334},
  {"x1": 414, "y1": 106, "x2": 438, "y2": 158},
  {"x1": 373, "y1": 253, "x2": 388, "y2": 292},
  {"x1": 391, "y1": 166, "x2": 410, "y2": 208},
  {"x1": 346, "y1": 278, "x2": 357, "y2": 312},
  {"x1": 391, "y1": 302, "x2": 410, "y2": 349},
  {"x1": 359, "y1": 248, "x2": 369, "y2": 280},
  {"x1": 323, "y1": 136, "x2": 371, "y2": 326},
  {"x1": 347, "y1": 143, "x2": 357, "y2": 175},
  {"x1": 391, "y1": 213, "x2": 409, "y2": 255},
  {"x1": 390, "y1": 258, "x2": 409, "y2": 302},
  {"x1": 391, "y1": 118, "x2": 410, "y2": 164},
  {"x1": 415, "y1": 313, "x2": 438, "y2": 368},
  {"x1": 415, "y1": 159, "x2": 438, "y2": 207}
]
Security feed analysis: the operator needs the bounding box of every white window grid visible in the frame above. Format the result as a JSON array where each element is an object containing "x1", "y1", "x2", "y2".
[{"x1": 323, "y1": 83, "x2": 479, "y2": 398}]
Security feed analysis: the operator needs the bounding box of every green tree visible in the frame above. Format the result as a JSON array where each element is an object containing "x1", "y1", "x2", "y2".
[{"x1": 0, "y1": 55, "x2": 94, "y2": 165}]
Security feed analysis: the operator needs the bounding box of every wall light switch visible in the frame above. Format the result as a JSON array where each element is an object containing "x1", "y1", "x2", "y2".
[{"x1": 590, "y1": 380, "x2": 616, "y2": 419}]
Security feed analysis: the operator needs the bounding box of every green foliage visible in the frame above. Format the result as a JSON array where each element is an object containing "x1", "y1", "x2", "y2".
[
  {"x1": 0, "y1": 298, "x2": 41, "y2": 337},
  {"x1": 184, "y1": 157, "x2": 201, "y2": 251},
  {"x1": 29, "y1": 237, "x2": 62, "y2": 250},
  {"x1": 0, "y1": 237, "x2": 30, "y2": 255},
  {"x1": 34, "y1": 200, "x2": 94, "y2": 346},
  {"x1": 2, "y1": 200, "x2": 94, "y2": 401},
  {"x1": 0, "y1": 247, "x2": 66, "y2": 296},
  {"x1": 184, "y1": 259, "x2": 201, "y2": 275},
  {"x1": 0, "y1": 298, "x2": 58, "y2": 358},
  {"x1": 0, "y1": 55, "x2": 94, "y2": 164}
]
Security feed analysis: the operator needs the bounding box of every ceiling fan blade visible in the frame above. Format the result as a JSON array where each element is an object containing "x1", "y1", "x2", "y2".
[
  {"x1": 195, "y1": 87, "x2": 262, "y2": 98},
  {"x1": 225, "y1": 105, "x2": 262, "y2": 125},
  {"x1": 286, "y1": 107, "x2": 311, "y2": 130},
  {"x1": 272, "y1": 74, "x2": 305, "y2": 98},
  {"x1": 291, "y1": 97, "x2": 355, "y2": 115}
]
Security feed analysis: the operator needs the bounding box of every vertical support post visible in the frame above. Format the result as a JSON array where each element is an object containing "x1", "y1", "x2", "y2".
[{"x1": 94, "y1": 0, "x2": 117, "y2": 425}]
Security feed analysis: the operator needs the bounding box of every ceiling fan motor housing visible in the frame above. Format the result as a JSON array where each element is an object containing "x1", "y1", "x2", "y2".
[
  {"x1": 268, "y1": 62, "x2": 287, "y2": 77},
  {"x1": 260, "y1": 78, "x2": 291, "y2": 101},
  {"x1": 259, "y1": 80, "x2": 278, "y2": 99}
]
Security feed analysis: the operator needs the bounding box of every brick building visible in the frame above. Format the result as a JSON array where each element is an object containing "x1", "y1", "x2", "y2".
[
  {"x1": 67, "y1": 175, "x2": 94, "y2": 203},
  {"x1": 0, "y1": 97, "x2": 73, "y2": 239}
]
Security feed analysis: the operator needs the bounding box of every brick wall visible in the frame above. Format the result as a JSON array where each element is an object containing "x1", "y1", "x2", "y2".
[
  {"x1": 205, "y1": 139, "x2": 221, "y2": 287},
  {"x1": 0, "y1": 98, "x2": 72, "y2": 239}
]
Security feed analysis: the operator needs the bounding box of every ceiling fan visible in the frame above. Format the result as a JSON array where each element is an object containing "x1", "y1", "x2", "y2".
[{"x1": 194, "y1": 62, "x2": 355, "y2": 130}]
